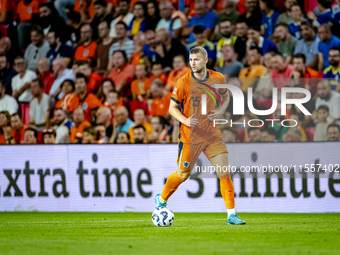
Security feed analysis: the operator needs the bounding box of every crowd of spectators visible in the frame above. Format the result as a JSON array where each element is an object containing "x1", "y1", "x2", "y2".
[{"x1": 0, "y1": 0, "x2": 340, "y2": 144}]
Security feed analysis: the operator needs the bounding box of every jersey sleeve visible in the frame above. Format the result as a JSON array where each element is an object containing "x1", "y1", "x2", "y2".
[{"x1": 171, "y1": 77, "x2": 186, "y2": 105}]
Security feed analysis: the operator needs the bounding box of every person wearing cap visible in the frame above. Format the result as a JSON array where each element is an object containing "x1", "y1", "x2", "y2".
[
  {"x1": 187, "y1": 25, "x2": 216, "y2": 68},
  {"x1": 247, "y1": 24, "x2": 277, "y2": 56},
  {"x1": 42, "y1": 128, "x2": 56, "y2": 144}
]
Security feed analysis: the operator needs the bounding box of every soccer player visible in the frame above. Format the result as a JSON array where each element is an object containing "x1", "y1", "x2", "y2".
[{"x1": 154, "y1": 46, "x2": 246, "y2": 225}]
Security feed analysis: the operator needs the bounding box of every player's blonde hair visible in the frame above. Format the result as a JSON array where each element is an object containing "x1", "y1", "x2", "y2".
[{"x1": 189, "y1": 46, "x2": 207, "y2": 60}]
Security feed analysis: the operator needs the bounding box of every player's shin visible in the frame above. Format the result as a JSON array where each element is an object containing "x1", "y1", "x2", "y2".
[
  {"x1": 160, "y1": 172, "x2": 186, "y2": 201},
  {"x1": 219, "y1": 176, "x2": 235, "y2": 217}
]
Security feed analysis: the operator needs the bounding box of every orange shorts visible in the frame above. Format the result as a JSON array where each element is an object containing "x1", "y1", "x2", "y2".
[{"x1": 176, "y1": 136, "x2": 228, "y2": 171}]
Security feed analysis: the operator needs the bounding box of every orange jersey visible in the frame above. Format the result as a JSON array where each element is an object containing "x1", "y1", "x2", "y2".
[
  {"x1": 17, "y1": 0, "x2": 39, "y2": 22},
  {"x1": 131, "y1": 78, "x2": 152, "y2": 96},
  {"x1": 149, "y1": 92, "x2": 172, "y2": 117},
  {"x1": 131, "y1": 52, "x2": 141, "y2": 66},
  {"x1": 74, "y1": 41, "x2": 97, "y2": 61},
  {"x1": 70, "y1": 120, "x2": 92, "y2": 143},
  {"x1": 87, "y1": 72, "x2": 104, "y2": 92},
  {"x1": 0, "y1": 0, "x2": 16, "y2": 20},
  {"x1": 55, "y1": 93, "x2": 79, "y2": 113},
  {"x1": 171, "y1": 69, "x2": 226, "y2": 144},
  {"x1": 150, "y1": 74, "x2": 167, "y2": 86},
  {"x1": 79, "y1": 93, "x2": 103, "y2": 120}
]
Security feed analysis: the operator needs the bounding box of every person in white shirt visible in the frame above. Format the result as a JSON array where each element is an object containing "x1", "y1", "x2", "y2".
[
  {"x1": 29, "y1": 79, "x2": 50, "y2": 128},
  {"x1": 11, "y1": 56, "x2": 37, "y2": 124},
  {"x1": 50, "y1": 58, "x2": 75, "y2": 99},
  {"x1": 316, "y1": 80, "x2": 340, "y2": 124},
  {"x1": 53, "y1": 108, "x2": 71, "y2": 144},
  {"x1": 11, "y1": 56, "x2": 37, "y2": 103},
  {"x1": 0, "y1": 81, "x2": 18, "y2": 115},
  {"x1": 109, "y1": 0, "x2": 134, "y2": 38},
  {"x1": 156, "y1": 0, "x2": 182, "y2": 38}
]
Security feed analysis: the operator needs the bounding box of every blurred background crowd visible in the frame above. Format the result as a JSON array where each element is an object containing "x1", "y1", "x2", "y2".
[{"x1": 0, "y1": 0, "x2": 340, "y2": 144}]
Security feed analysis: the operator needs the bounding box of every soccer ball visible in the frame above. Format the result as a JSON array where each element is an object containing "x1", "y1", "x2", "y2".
[{"x1": 152, "y1": 207, "x2": 174, "y2": 227}]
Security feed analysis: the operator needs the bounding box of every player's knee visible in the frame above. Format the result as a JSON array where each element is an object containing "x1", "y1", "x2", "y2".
[{"x1": 177, "y1": 169, "x2": 190, "y2": 181}]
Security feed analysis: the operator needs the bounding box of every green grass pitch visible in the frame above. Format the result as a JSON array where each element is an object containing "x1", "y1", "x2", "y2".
[{"x1": 0, "y1": 212, "x2": 339, "y2": 255}]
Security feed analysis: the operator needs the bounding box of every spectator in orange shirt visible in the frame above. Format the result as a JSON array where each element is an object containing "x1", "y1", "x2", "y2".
[
  {"x1": 74, "y1": 73, "x2": 103, "y2": 121},
  {"x1": 131, "y1": 63, "x2": 151, "y2": 101},
  {"x1": 54, "y1": 79, "x2": 79, "y2": 113},
  {"x1": 10, "y1": 113, "x2": 28, "y2": 144},
  {"x1": 0, "y1": 0, "x2": 16, "y2": 24},
  {"x1": 165, "y1": 55, "x2": 190, "y2": 91},
  {"x1": 149, "y1": 62, "x2": 167, "y2": 85},
  {"x1": 292, "y1": 53, "x2": 320, "y2": 97},
  {"x1": 70, "y1": 106, "x2": 91, "y2": 143},
  {"x1": 76, "y1": 60, "x2": 103, "y2": 93},
  {"x1": 148, "y1": 78, "x2": 172, "y2": 117},
  {"x1": 108, "y1": 50, "x2": 135, "y2": 97},
  {"x1": 74, "y1": 23, "x2": 97, "y2": 66},
  {"x1": 37, "y1": 58, "x2": 55, "y2": 94},
  {"x1": 17, "y1": 0, "x2": 40, "y2": 50}
]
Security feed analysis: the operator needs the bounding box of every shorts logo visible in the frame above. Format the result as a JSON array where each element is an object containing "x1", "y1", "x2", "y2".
[
  {"x1": 183, "y1": 161, "x2": 190, "y2": 168},
  {"x1": 28, "y1": 7, "x2": 32, "y2": 14},
  {"x1": 82, "y1": 102, "x2": 88, "y2": 110},
  {"x1": 84, "y1": 50, "x2": 89, "y2": 57},
  {"x1": 173, "y1": 88, "x2": 177, "y2": 94}
]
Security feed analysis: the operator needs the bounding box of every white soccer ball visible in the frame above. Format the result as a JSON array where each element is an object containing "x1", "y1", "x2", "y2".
[{"x1": 152, "y1": 207, "x2": 174, "y2": 227}]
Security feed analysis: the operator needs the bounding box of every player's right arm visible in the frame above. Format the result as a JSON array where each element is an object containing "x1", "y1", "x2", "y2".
[
  {"x1": 169, "y1": 100, "x2": 198, "y2": 127},
  {"x1": 169, "y1": 78, "x2": 198, "y2": 127}
]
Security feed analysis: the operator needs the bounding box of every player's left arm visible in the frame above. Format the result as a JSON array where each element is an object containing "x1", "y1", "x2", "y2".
[{"x1": 207, "y1": 89, "x2": 230, "y2": 121}]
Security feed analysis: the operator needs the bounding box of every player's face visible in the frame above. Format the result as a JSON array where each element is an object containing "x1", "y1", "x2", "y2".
[
  {"x1": 328, "y1": 127, "x2": 340, "y2": 141},
  {"x1": 189, "y1": 53, "x2": 207, "y2": 74}
]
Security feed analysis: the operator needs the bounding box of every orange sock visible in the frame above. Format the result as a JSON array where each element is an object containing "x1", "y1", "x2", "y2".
[
  {"x1": 219, "y1": 177, "x2": 235, "y2": 209},
  {"x1": 161, "y1": 172, "x2": 185, "y2": 200}
]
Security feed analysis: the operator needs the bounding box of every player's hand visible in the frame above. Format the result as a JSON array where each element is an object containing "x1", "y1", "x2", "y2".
[
  {"x1": 207, "y1": 109, "x2": 223, "y2": 121},
  {"x1": 184, "y1": 114, "x2": 199, "y2": 127}
]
